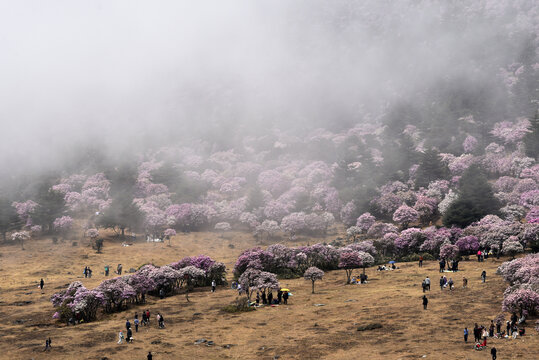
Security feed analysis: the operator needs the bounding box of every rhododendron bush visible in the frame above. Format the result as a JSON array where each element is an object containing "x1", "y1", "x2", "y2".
[{"x1": 51, "y1": 254, "x2": 226, "y2": 322}]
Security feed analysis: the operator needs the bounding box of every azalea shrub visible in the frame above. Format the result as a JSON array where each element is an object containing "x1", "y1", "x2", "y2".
[{"x1": 51, "y1": 254, "x2": 226, "y2": 323}]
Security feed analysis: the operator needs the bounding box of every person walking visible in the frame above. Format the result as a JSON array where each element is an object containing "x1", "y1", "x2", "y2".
[
  {"x1": 40, "y1": 278, "x2": 44, "y2": 292},
  {"x1": 84, "y1": 266, "x2": 88, "y2": 278},
  {"x1": 277, "y1": 290, "x2": 283, "y2": 303},
  {"x1": 462, "y1": 277, "x2": 468, "y2": 288},
  {"x1": 88, "y1": 267, "x2": 92, "y2": 278},
  {"x1": 268, "y1": 291, "x2": 273, "y2": 305},
  {"x1": 125, "y1": 319, "x2": 131, "y2": 332},
  {"x1": 477, "y1": 250, "x2": 482, "y2": 262},
  {"x1": 425, "y1": 276, "x2": 430, "y2": 291},
  {"x1": 118, "y1": 330, "x2": 124, "y2": 344},
  {"x1": 422, "y1": 295, "x2": 428, "y2": 310},
  {"x1": 491, "y1": 347, "x2": 497, "y2": 360},
  {"x1": 146, "y1": 309, "x2": 150, "y2": 325},
  {"x1": 44, "y1": 338, "x2": 49, "y2": 351},
  {"x1": 481, "y1": 270, "x2": 487, "y2": 283},
  {"x1": 448, "y1": 278, "x2": 454, "y2": 291},
  {"x1": 283, "y1": 291, "x2": 289, "y2": 305},
  {"x1": 105, "y1": 265, "x2": 109, "y2": 276},
  {"x1": 117, "y1": 264, "x2": 122, "y2": 275},
  {"x1": 134, "y1": 314, "x2": 139, "y2": 332},
  {"x1": 489, "y1": 321, "x2": 495, "y2": 337},
  {"x1": 419, "y1": 255, "x2": 423, "y2": 268},
  {"x1": 142, "y1": 311, "x2": 148, "y2": 326},
  {"x1": 211, "y1": 279, "x2": 216, "y2": 293},
  {"x1": 439, "y1": 276, "x2": 444, "y2": 291},
  {"x1": 464, "y1": 327, "x2": 469, "y2": 343},
  {"x1": 147, "y1": 352, "x2": 153, "y2": 360},
  {"x1": 422, "y1": 280, "x2": 426, "y2": 293},
  {"x1": 127, "y1": 328, "x2": 133, "y2": 343}
]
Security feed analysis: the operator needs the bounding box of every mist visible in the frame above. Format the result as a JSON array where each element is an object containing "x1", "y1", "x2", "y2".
[{"x1": 0, "y1": 0, "x2": 535, "y2": 178}]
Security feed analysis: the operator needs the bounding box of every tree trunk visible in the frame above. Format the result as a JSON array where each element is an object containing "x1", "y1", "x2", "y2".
[
  {"x1": 121, "y1": 227, "x2": 125, "y2": 238},
  {"x1": 363, "y1": 267, "x2": 366, "y2": 275},
  {"x1": 312, "y1": 280, "x2": 315, "y2": 294}
]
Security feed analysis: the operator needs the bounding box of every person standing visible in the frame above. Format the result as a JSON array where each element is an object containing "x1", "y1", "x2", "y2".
[
  {"x1": 462, "y1": 277, "x2": 468, "y2": 288},
  {"x1": 283, "y1": 291, "x2": 289, "y2": 305},
  {"x1": 146, "y1": 309, "x2": 150, "y2": 325},
  {"x1": 40, "y1": 278, "x2": 44, "y2": 292},
  {"x1": 439, "y1": 276, "x2": 444, "y2": 291},
  {"x1": 118, "y1": 330, "x2": 124, "y2": 344},
  {"x1": 117, "y1": 264, "x2": 122, "y2": 275},
  {"x1": 491, "y1": 347, "x2": 497, "y2": 360},
  {"x1": 44, "y1": 338, "x2": 49, "y2": 351},
  {"x1": 419, "y1": 255, "x2": 423, "y2": 268},
  {"x1": 268, "y1": 292, "x2": 273, "y2": 305},
  {"x1": 422, "y1": 280, "x2": 426, "y2": 293},
  {"x1": 477, "y1": 250, "x2": 482, "y2": 262},
  {"x1": 464, "y1": 327, "x2": 469, "y2": 343},
  {"x1": 474, "y1": 323, "x2": 480, "y2": 342},
  {"x1": 448, "y1": 278, "x2": 454, "y2": 291},
  {"x1": 126, "y1": 319, "x2": 131, "y2": 332},
  {"x1": 105, "y1": 265, "x2": 109, "y2": 276},
  {"x1": 425, "y1": 276, "x2": 430, "y2": 291},
  {"x1": 142, "y1": 311, "x2": 148, "y2": 326},
  {"x1": 211, "y1": 280, "x2": 216, "y2": 293},
  {"x1": 127, "y1": 328, "x2": 133, "y2": 343},
  {"x1": 481, "y1": 270, "x2": 487, "y2": 283},
  {"x1": 88, "y1": 267, "x2": 92, "y2": 278},
  {"x1": 422, "y1": 295, "x2": 428, "y2": 310},
  {"x1": 84, "y1": 266, "x2": 88, "y2": 278},
  {"x1": 134, "y1": 314, "x2": 139, "y2": 332},
  {"x1": 261, "y1": 292, "x2": 267, "y2": 304},
  {"x1": 277, "y1": 290, "x2": 283, "y2": 303},
  {"x1": 147, "y1": 352, "x2": 153, "y2": 360}
]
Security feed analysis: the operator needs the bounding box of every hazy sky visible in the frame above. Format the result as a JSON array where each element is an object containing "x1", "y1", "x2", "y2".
[{"x1": 0, "y1": 0, "x2": 530, "y2": 173}]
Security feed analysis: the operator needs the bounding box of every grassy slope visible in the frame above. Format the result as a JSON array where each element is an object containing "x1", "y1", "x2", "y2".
[{"x1": 0, "y1": 231, "x2": 537, "y2": 360}]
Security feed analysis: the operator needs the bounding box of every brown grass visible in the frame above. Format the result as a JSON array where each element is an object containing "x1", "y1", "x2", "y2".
[{"x1": 0, "y1": 231, "x2": 537, "y2": 359}]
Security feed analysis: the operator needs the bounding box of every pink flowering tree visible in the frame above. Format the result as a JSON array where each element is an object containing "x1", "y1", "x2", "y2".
[
  {"x1": 393, "y1": 204, "x2": 419, "y2": 229},
  {"x1": 339, "y1": 251, "x2": 374, "y2": 284},
  {"x1": 439, "y1": 243, "x2": 459, "y2": 261},
  {"x1": 502, "y1": 289, "x2": 539, "y2": 317},
  {"x1": 455, "y1": 236, "x2": 479, "y2": 255},
  {"x1": 501, "y1": 236, "x2": 524, "y2": 259},
  {"x1": 304, "y1": 266, "x2": 324, "y2": 293},
  {"x1": 356, "y1": 212, "x2": 375, "y2": 233},
  {"x1": 164, "y1": 228, "x2": 176, "y2": 245},
  {"x1": 463, "y1": 135, "x2": 478, "y2": 153},
  {"x1": 53, "y1": 216, "x2": 73, "y2": 239},
  {"x1": 11, "y1": 230, "x2": 30, "y2": 250}
]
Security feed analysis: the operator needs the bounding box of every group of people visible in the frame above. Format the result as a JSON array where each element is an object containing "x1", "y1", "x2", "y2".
[
  {"x1": 438, "y1": 258, "x2": 459, "y2": 272},
  {"x1": 376, "y1": 263, "x2": 397, "y2": 271},
  {"x1": 476, "y1": 250, "x2": 491, "y2": 262},
  {"x1": 83, "y1": 266, "x2": 93, "y2": 278},
  {"x1": 439, "y1": 276, "x2": 454, "y2": 290},
  {"x1": 351, "y1": 273, "x2": 368, "y2": 284},
  {"x1": 255, "y1": 289, "x2": 290, "y2": 306},
  {"x1": 118, "y1": 310, "x2": 164, "y2": 344}
]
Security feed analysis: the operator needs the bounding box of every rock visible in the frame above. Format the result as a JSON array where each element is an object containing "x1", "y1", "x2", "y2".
[
  {"x1": 314, "y1": 304, "x2": 325, "y2": 306},
  {"x1": 274, "y1": 356, "x2": 281, "y2": 359},
  {"x1": 206, "y1": 341, "x2": 214, "y2": 346},
  {"x1": 314, "y1": 323, "x2": 319, "y2": 327},
  {"x1": 150, "y1": 340, "x2": 161, "y2": 344},
  {"x1": 193, "y1": 312, "x2": 202, "y2": 316},
  {"x1": 222, "y1": 344, "x2": 235, "y2": 349},
  {"x1": 194, "y1": 339, "x2": 207, "y2": 345},
  {"x1": 357, "y1": 323, "x2": 383, "y2": 331},
  {"x1": 129, "y1": 268, "x2": 136, "y2": 273},
  {"x1": 344, "y1": 299, "x2": 357, "y2": 302}
]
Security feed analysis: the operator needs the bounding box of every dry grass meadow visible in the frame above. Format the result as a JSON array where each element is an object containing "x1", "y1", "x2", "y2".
[{"x1": 1, "y1": 231, "x2": 538, "y2": 360}]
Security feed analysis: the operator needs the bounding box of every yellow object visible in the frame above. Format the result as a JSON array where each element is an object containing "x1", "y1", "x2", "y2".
[{"x1": 280, "y1": 288, "x2": 290, "y2": 292}]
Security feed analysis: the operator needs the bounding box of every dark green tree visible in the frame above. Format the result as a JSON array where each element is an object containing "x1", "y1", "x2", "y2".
[
  {"x1": 443, "y1": 165, "x2": 501, "y2": 227},
  {"x1": 33, "y1": 182, "x2": 66, "y2": 232},
  {"x1": 0, "y1": 197, "x2": 21, "y2": 242},
  {"x1": 415, "y1": 149, "x2": 449, "y2": 189},
  {"x1": 524, "y1": 111, "x2": 539, "y2": 160}
]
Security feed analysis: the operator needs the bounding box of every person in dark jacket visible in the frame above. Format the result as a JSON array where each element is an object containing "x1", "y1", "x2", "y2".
[
  {"x1": 147, "y1": 352, "x2": 153, "y2": 360},
  {"x1": 126, "y1": 319, "x2": 131, "y2": 331},
  {"x1": 439, "y1": 276, "x2": 444, "y2": 291},
  {"x1": 464, "y1": 327, "x2": 468, "y2": 343},
  {"x1": 40, "y1": 278, "x2": 44, "y2": 291},
  {"x1": 283, "y1": 291, "x2": 289, "y2": 304},
  {"x1": 267, "y1": 292, "x2": 273, "y2": 305},
  {"x1": 277, "y1": 290, "x2": 282, "y2": 304},
  {"x1": 126, "y1": 328, "x2": 133, "y2": 343},
  {"x1": 491, "y1": 347, "x2": 497, "y2": 360},
  {"x1": 422, "y1": 295, "x2": 428, "y2": 310}
]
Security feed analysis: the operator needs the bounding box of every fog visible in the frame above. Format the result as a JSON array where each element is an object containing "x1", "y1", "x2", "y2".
[{"x1": 0, "y1": 0, "x2": 533, "y2": 176}]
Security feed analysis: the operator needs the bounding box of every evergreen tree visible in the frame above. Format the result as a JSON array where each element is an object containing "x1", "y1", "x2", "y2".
[
  {"x1": 0, "y1": 197, "x2": 21, "y2": 242},
  {"x1": 33, "y1": 182, "x2": 66, "y2": 232},
  {"x1": 415, "y1": 148, "x2": 449, "y2": 189},
  {"x1": 524, "y1": 111, "x2": 539, "y2": 160},
  {"x1": 443, "y1": 165, "x2": 501, "y2": 227}
]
